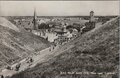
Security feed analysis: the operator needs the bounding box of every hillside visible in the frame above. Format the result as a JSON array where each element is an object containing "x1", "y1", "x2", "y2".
[
  {"x1": 11, "y1": 17, "x2": 119, "y2": 78},
  {"x1": 0, "y1": 17, "x2": 50, "y2": 68},
  {"x1": 0, "y1": 17, "x2": 20, "y2": 32}
]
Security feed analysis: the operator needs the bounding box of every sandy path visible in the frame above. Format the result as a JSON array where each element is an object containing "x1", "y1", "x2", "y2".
[{"x1": 0, "y1": 45, "x2": 61, "y2": 77}]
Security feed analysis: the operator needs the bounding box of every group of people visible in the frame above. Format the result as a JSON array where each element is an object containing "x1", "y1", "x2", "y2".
[
  {"x1": 0, "y1": 63, "x2": 21, "y2": 78},
  {"x1": 26, "y1": 57, "x2": 34, "y2": 67},
  {"x1": 49, "y1": 44, "x2": 57, "y2": 52},
  {"x1": 5, "y1": 63, "x2": 21, "y2": 71},
  {"x1": 0, "y1": 57, "x2": 34, "y2": 78}
]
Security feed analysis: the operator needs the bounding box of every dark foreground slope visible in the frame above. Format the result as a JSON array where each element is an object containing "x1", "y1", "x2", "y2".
[
  {"x1": 11, "y1": 17, "x2": 119, "y2": 78},
  {"x1": 0, "y1": 17, "x2": 50, "y2": 68}
]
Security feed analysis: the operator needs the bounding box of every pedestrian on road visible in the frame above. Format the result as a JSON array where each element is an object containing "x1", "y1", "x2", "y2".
[
  {"x1": 53, "y1": 46, "x2": 54, "y2": 50},
  {"x1": 49, "y1": 48, "x2": 51, "y2": 51},
  {"x1": 30, "y1": 58, "x2": 33, "y2": 62},
  {"x1": 15, "y1": 63, "x2": 21, "y2": 71}
]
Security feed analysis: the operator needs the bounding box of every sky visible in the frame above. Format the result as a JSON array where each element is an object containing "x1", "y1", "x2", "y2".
[{"x1": 0, "y1": 1, "x2": 119, "y2": 16}]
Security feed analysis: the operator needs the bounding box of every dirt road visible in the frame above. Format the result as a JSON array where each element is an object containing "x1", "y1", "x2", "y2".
[{"x1": 0, "y1": 44, "x2": 62, "y2": 77}]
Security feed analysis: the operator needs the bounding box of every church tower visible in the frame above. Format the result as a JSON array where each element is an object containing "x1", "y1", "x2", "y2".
[
  {"x1": 89, "y1": 11, "x2": 95, "y2": 28},
  {"x1": 89, "y1": 11, "x2": 95, "y2": 22},
  {"x1": 33, "y1": 8, "x2": 37, "y2": 30}
]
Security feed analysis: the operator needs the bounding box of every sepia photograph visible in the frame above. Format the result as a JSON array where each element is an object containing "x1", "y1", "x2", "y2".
[{"x1": 0, "y1": 1, "x2": 119, "y2": 78}]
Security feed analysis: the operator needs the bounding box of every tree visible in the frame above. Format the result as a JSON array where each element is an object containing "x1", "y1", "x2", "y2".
[
  {"x1": 66, "y1": 25, "x2": 73, "y2": 29},
  {"x1": 38, "y1": 23, "x2": 49, "y2": 29}
]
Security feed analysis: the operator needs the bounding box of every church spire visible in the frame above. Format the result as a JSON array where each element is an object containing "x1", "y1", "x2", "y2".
[{"x1": 33, "y1": 8, "x2": 37, "y2": 30}]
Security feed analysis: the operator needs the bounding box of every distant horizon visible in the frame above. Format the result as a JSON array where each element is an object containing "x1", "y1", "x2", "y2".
[
  {"x1": 1, "y1": 13, "x2": 119, "y2": 17},
  {"x1": 1, "y1": 15, "x2": 118, "y2": 17}
]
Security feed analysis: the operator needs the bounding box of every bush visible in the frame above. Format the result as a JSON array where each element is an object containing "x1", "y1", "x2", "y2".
[{"x1": 38, "y1": 23, "x2": 49, "y2": 29}]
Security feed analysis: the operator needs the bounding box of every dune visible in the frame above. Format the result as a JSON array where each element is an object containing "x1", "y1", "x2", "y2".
[{"x1": 0, "y1": 17, "x2": 50, "y2": 69}]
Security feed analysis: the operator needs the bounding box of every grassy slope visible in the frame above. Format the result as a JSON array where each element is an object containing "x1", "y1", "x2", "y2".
[
  {"x1": 11, "y1": 17, "x2": 119, "y2": 78},
  {"x1": 0, "y1": 17, "x2": 50, "y2": 68}
]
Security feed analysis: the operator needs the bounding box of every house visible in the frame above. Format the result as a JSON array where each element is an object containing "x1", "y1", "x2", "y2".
[{"x1": 54, "y1": 35, "x2": 69, "y2": 45}]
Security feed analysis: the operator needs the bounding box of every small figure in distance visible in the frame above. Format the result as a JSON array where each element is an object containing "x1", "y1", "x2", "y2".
[
  {"x1": 5, "y1": 65, "x2": 11, "y2": 70},
  {"x1": 30, "y1": 57, "x2": 33, "y2": 63},
  {"x1": 49, "y1": 48, "x2": 51, "y2": 51},
  {"x1": 15, "y1": 63, "x2": 21, "y2": 71}
]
